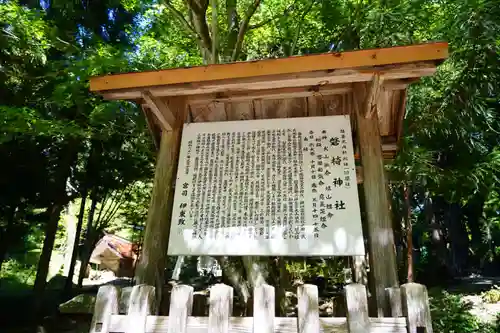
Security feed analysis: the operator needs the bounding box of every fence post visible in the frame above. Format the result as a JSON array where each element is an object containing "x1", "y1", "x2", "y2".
[
  {"x1": 345, "y1": 283, "x2": 370, "y2": 333},
  {"x1": 90, "y1": 286, "x2": 119, "y2": 333},
  {"x1": 208, "y1": 283, "x2": 233, "y2": 333},
  {"x1": 168, "y1": 285, "x2": 194, "y2": 333},
  {"x1": 386, "y1": 287, "x2": 403, "y2": 317},
  {"x1": 126, "y1": 285, "x2": 155, "y2": 333},
  {"x1": 297, "y1": 284, "x2": 320, "y2": 333},
  {"x1": 401, "y1": 283, "x2": 433, "y2": 333},
  {"x1": 253, "y1": 283, "x2": 275, "y2": 333}
]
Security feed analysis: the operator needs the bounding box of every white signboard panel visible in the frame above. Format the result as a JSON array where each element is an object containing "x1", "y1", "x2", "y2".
[{"x1": 168, "y1": 115, "x2": 364, "y2": 256}]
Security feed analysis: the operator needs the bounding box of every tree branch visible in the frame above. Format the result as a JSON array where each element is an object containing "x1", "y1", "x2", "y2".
[
  {"x1": 210, "y1": 0, "x2": 218, "y2": 63},
  {"x1": 248, "y1": 1, "x2": 297, "y2": 30},
  {"x1": 164, "y1": 1, "x2": 210, "y2": 56},
  {"x1": 231, "y1": 0, "x2": 261, "y2": 61},
  {"x1": 289, "y1": 0, "x2": 316, "y2": 56},
  {"x1": 186, "y1": 0, "x2": 213, "y2": 58}
]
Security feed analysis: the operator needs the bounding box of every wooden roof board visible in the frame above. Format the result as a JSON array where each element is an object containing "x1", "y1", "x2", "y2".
[
  {"x1": 88, "y1": 42, "x2": 448, "y2": 160},
  {"x1": 90, "y1": 42, "x2": 448, "y2": 93}
]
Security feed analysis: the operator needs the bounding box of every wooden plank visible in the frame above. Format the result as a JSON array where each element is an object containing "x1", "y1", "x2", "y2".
[
  {"x1": 345, "y1": 284, "x2": 370, "y2": 333},
  {"x1": 364, "y1": 75, "x2": 383, "y2": 118},
  {"x1": 354, "y1": 82, "x2": 399, "y2": 317},
  {"x1": 188, "y1": 84, "x2": 352, "y2": 105},
  {"x1": 141, "y1": 105, "x2": 160, "y2": 150},
  {"x1": 352, "y1": 255, "x2": 368, "y2": 285},
  {"x1": 253, "y1": 284, "x2": 275, "y2": 333},
  {"x1": 142, "y1": 91, "x2": 176, "y2": 131},
  {"x1": 168, "y1": 285, "x2": 194, "y2": 333},
  {"x1": 401, "y1": 283, "x2": 433, "y2": 333},
  {"x1": 297, "y1": 284, "x2": 320, "y2": 333},
  {"x1": 90, "y1": 286, "x2": 119, "y2": 333},
  {"x1": 126, "y1": 285, "x2": 155, "y2": 333},
  {"x1": 91, "y1": 42, "x2": 448, "y2": 92},
  {"x1": 208, "y1": 284, "x2": 233, "y2": 333},
  {"x1": 134, "y1": 97, "x2": 187, "y2": 311},
  {"x1": 110, "y1": 315, "x2": 406, "y2": 333},
  {"x1": 100, "y1": 62, "x2": 437, "y2": 100},
  {"x1": 386, "y1": 287, "x2": 403, "y2": 318}
]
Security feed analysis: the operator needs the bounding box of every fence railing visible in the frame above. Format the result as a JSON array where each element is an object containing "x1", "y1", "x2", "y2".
[{"x1": 88, "y1": 282, "x2": 432, "y2": 333}]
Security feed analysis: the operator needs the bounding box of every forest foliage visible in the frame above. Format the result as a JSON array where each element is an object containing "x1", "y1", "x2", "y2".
[{"x1": 0, "y1": 0, "x2": 500, "y2": 326}]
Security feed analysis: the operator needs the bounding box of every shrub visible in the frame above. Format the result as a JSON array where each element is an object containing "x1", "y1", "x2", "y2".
[
  {"x1": 429, "y1": 289, "x2": 497, "y2": 333},
  {"x1": 482, "y1": 285, "x2": 500, "y2": 304}
]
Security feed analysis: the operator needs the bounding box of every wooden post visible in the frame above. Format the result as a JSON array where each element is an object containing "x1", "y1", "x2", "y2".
[
  {"x1": 208, "y1": 284, "x2": 233, "y2": 333},
  {"x1": 386, "y1": 287, "x2": 403, "y2": 317},
  {"x1": 297, "y1": 284, "x2": 320, "y2": 333},
  {"x1": 345, "y1": 283, "x2": 370, "y2": 333},
  {"x1": 401, "y1": 283, "x2": 433, "y2": 333},
  {"x1": 168, "y1": 285, "x2": 194, "y2": 333},
  {"x1": 253, "y1": 284, "x2": 275, "y2": 333},
  {"x1": 135, "y1": 98, "x2": 186, "y2": 310},
  {"x1": 354, "y1": 82, "x2": 399, "y2": 317},
  {"x1": 126, "y1": 285, "x2": 155, "y2": 333},
  {"x1": 90, "y1": 286, "x2": 119, "y2": 333}
]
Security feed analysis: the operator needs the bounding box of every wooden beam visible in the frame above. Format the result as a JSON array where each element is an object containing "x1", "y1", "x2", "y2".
[
  {"x1": 135, "y1": 97, "x2": 186, "y2": 311},
  {"x1": 141, "y1": 105, "x2": 160, "y2": 150},
  {"x1": 364, "y1": 75, "x2": 383, "y2": 118},
  {"x1": 90, "y1": 42, "x2": 448, "y2": 92},
  {"x1": 142, "y1": 91, "x2": 176, "y2": 131},
  {"x1": 354, "y1": 82, "x2": 399, "y2": 317},
  {"x1": 188, "y1": 84, "x2": 352, "y2": 105},
  {"x1": 101, "y1": 62, "x2": 438, "y2": 100}
]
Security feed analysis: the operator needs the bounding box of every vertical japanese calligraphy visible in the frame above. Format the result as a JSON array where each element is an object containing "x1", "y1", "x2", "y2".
[{"x1": 168, "y1": 115, "x2": 364, "y2": 256}]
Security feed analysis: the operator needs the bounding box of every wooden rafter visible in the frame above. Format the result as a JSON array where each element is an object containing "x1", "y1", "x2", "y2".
[
  {"x1": 142, "y1": 92, "x2": 176, "y2": 131},
  {"x1": 101, "y1": 62, "x2": 438, "y2": 100}
]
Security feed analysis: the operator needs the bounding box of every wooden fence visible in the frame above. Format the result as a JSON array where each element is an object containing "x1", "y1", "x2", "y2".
[{"x1": 89, "y1": 282, "x2": 432, "y2": 333}]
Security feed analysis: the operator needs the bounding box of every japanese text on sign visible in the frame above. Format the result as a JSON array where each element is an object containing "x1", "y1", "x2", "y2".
[{"x1": 168, "y1": 115, "x2": 364, "y2": 256}]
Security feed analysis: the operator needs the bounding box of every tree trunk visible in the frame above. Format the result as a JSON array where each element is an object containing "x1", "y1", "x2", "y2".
[
  {"x1": 447, "y1": 202, "x2": 468, "y2": 277},
  {"x1": 404, "y1": 184, "x2": 413, "y2": 282},
  {"x1": 64, "y1": 194, "x2": 87, "y2": 293},
  {"x1": 33, "y1": 142, "x2": 76, "y2": 318},
  {"x1": 77, "y1": 191, "x2": 98, "y2": 287}
]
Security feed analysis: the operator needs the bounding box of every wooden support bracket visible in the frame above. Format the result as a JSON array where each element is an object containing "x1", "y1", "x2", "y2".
[
  {"x1": 364, "y1": 74, "x2": 384, "y2": 119},
  {"x1": 142, "y1": 91, "x2": 177, "y2": 131}
]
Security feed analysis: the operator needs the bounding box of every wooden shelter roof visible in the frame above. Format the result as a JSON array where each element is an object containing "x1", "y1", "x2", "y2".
[{"x1": 90, "y1": 42, "x2": 448, "y2": 159}]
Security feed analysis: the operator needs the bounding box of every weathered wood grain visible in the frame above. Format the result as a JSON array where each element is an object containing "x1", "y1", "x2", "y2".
[
  {"x1": 208, "y1": 284, "x2": 233, "y2": 333},
  {"x1": 168, "y1": 285, "x2": 194, "y2": 333},
  {"x1": 354, "y1": 82, "x2": 399, "y2": 317},
  {"x1": 297, "y1": 284, "x2": 320, "y2": 333},
  {"x1": 386, "y1": 287, "x2": 403, "y2": 318},
  {"x1": 108, "y1": 315, "x2": 407, "y2": 333},
  {"x1": 345, "y1": 284, "x2": 370, "y2": 333},
  {"x1": 90, "y1": 285, "x2": 119, "y2": 333},
  {"x1": 91, "y1": 42, "x2": 448, "y2": 92},
  {"x1": 253, "y1": 284, "x2": 275, "y2": 333},
  {"x1": 134, "y1": 97, "x2": 187, "y2": 311},
  {"x1": 126, "y1": 285, "x2": 155, "y2": 333},
  {"x1": 401, "y1": 283, "x2": 433, "y2": 333}
]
